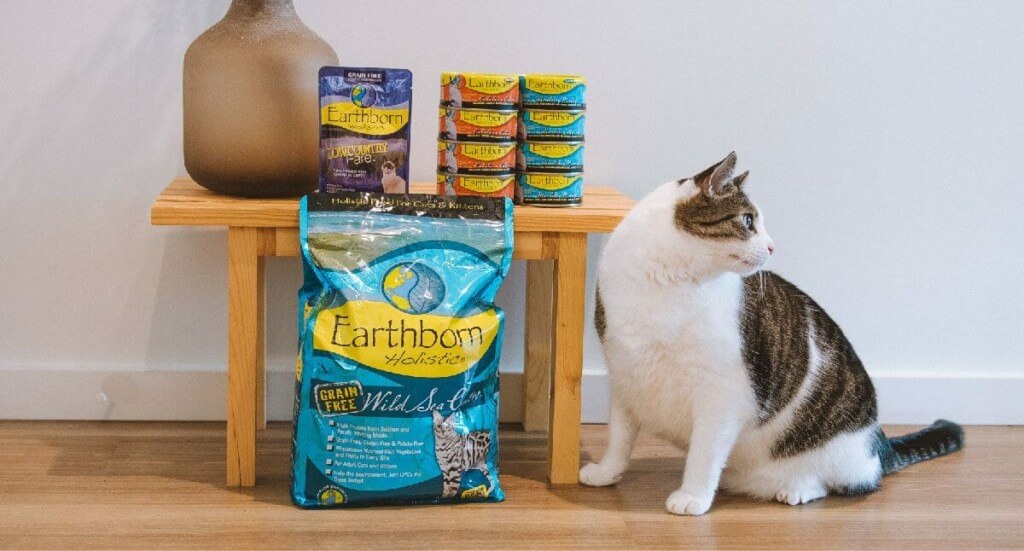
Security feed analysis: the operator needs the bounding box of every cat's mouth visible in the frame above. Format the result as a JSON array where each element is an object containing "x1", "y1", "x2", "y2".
[{"x1": 728, "y1": 254, "x2": 759, "y2": 269}]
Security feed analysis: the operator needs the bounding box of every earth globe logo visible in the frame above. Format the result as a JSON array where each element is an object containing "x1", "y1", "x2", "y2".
[
  {"x1": 318, "y1": 486, "x2": 345, "y2": 506},
  {"x1": 350, "y1": 84, "x2": 377, "y2": 108},
  {"x1": 382, "y1": 262, "x2": 445, "y2": 315}
]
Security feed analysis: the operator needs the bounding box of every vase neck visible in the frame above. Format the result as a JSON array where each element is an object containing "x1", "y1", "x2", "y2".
[{"x1": 226, "y1": 0, "x2": 297, "y2": 18}]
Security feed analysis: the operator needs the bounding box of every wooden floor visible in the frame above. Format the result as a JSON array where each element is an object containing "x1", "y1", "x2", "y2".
[{"x1": 0, "y1": 422, "x2": 1021, "y2": 550}]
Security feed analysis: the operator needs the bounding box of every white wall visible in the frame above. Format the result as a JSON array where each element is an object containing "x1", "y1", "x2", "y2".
[{"x1": 1, "y1": 1, "x2": 1022, "y2": 423}]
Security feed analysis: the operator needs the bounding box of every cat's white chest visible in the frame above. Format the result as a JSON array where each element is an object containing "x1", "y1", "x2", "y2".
[{"x1": 599, "y1": 270, "x2": 751, "y2": 443}]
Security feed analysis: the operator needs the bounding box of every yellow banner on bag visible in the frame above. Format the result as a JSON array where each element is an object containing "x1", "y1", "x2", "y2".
[{"x1": 312, "y1": 301, "x2": 499, "y2": 378}]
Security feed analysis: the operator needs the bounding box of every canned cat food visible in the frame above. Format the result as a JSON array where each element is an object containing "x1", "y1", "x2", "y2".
[
  {"x1": 516, "y1": 172, "x2": 583, "y2": 206},
  {"x1": 438, "y1": 141, "x2": 516, "y2": 174},
  {"x1": 518, "y1": 109, "x2": 586, "y2": 141},
  {"x1": 438, "y1": 172, "x2": 515, "y2": 199},
  {"x1": 519, "y1": 74, "x2": 586, "y2": 109},
  {"x1": 438, "y1": 108, "x2": 518, "y2": 142},
  {"x1": 441, "y1": 72, "x2": 519, "y2": 109},
  {"x1": 517, "y1": 141, "x2": 584, "y2": 173}
]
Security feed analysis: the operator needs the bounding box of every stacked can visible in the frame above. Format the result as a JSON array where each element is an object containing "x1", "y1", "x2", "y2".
[
  {"x1": 437, "y1": 72, "x2": 518, "y2": 199},
  {"x1": 516, "y1": 74, "x2": 586, "y2": 207}
]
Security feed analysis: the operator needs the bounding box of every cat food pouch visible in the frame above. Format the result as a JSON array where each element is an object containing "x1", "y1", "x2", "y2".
[
  {"x1": 292, "y1": 192, "x2": 512, "y2": 508},
  {"x1": 319, "y1": 67, "x2": 412, "y2": 193}
]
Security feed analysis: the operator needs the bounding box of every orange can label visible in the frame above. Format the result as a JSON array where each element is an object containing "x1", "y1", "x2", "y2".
[
  {"x1": 440, "y1": 72, "x2": 519, "y2": 108},
  {"x1": 438, "y1": 108, "x2": 517, "y2": 141},
  {"x1": 438, "y1": 141, "x2": 516, "y2": 173},
  {"x1": 437, "y1": 173, "x2": 514, "y2": 199}
]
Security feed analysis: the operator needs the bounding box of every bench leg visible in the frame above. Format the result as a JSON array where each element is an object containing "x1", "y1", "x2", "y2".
[
  {"x1": 523, "y1": 259, "x2": 554, "y2": 433},
  {"x1": 548, "y1": 232, "x2": 587, "y2": 484},
  {"x1": 227, "y1": 226, "x2": 260, "y2": 486},
  {"x1": 255, "y1": 248, "x2": 266, "y2": 431}
]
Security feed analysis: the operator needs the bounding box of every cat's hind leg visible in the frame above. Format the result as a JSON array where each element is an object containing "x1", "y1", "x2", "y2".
[
  {"x1": 774, "y1": 480, "x2": 827, "y2": 506},
  {"x1": 579, "y1": 400, "x2": 638, "y2": 487},
  {"x1": 442, "y1": 473, "x2": 461, "y2": 498}
]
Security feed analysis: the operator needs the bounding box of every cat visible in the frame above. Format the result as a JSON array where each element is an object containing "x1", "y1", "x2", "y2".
[
  {"x1": 443, "y1": 143, "x2": 458, "y2": 173},
  {"x1": 380, "y1": 161, "x2": 406, "y2": 194},
  {"x1": 433, "y1": 410, "x2": 491, "y2": 498},
  {"x1": 579, "y1": 152, "x2": 964, "y2": 515},
  {"x1": 442, "y1": 75, "x2": 462, "y2": 108},
  {"x1": 442, "y1": 110, "x2": 458, "y2": 141}
]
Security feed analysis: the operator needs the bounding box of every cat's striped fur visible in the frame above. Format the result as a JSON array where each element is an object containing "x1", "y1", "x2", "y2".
[
  {"x1": 582, "y1": 153, "x2": 964, "y2": 515},
  {"x1": 432, "y1": 410, "x2": 491, "y2": 498}
]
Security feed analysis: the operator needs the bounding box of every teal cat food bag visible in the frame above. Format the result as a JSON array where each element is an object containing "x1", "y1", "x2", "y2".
[{"x1": 292, "y1": 192, "x2": 512, "y2": 507}]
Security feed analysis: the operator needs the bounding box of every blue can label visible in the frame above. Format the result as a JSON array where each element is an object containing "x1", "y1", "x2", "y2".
[
  {"x1": 516, "y1": 172, "x2": 583, "y2": 206},
  {"x1": 516, "y1": 142, "x2": 584, "y2": 173},
  {"x1": 518, "y1": 109, "x2": 585, "y2": 141},
  {"x1": 519, "y1": 74, "x2": 586, "y2": 109}
]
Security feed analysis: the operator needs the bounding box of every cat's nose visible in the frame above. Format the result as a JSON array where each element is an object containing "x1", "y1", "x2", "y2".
[{"x1": 767, "y1": 242, "x2": 775, "y2": 255}]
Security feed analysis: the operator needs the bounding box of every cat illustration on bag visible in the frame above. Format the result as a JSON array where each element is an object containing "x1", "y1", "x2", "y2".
[{"x1": 432, "y1": 410, "x2": 491, "y2": 498}]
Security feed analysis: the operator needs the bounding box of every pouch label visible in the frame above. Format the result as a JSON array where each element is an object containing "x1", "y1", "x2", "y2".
[{"x1": 322, "y1": 102, "x2": 409, "y2": 136}]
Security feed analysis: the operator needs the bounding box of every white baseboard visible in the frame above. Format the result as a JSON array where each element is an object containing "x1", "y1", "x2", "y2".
[{"x1": 0, "y1": 368, "x2": 1020, "y2": 424}]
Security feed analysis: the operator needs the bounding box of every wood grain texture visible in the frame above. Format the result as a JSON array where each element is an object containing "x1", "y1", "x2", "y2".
[
  {"x1": 523, "y1": 258, "x2": 555, "y2": 432},
  {"x1": 151, "y1": 179, "x2": 635, "y2": 233},
  {"x1": 549, "y1": 232, "x2": 587, "y2": 484},
  {"x1": 0, "y1": 421, "x2": 1018, "y2": 550},
  {"x1": 254, "y1": 245, "x2": 266, "y2": 431},
  {"x1": 226, "y1": 227, "x2": 259, "y2": 487}
]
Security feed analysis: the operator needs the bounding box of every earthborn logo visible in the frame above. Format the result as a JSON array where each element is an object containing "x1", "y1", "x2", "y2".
[
  {"x1": 318, "y1": 486, "x2": 346, "y2": 506},
  {"x1": 382, "y1": 262, "x2": 446, "y2": 315},
  {"x1": 350, "y1": 84, "x2": 377, "y2": 108}
]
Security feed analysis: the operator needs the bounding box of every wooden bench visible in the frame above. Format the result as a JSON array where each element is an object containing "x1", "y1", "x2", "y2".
[{"x1": 151, "y1": 179, "x2": 634, "y2": 486}]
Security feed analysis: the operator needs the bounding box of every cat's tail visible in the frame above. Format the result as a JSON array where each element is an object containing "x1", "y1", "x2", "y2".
[{"x1": 879, "y1": 419, "x2": 965, "y2": 475}]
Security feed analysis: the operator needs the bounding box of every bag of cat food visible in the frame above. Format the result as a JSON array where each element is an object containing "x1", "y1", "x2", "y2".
[
  {"x1": 291, "y1": 192, "x2": 512, "y2": 508},
  {"x1": 319, "y1": 67, "x2": 412, "y2": 194}
]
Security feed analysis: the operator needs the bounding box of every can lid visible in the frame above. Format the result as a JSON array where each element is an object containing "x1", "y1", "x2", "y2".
[
  {"x1": 438, "y1": 139, "x2": 518, "y2": 148},
  {"x1": 520, "y1": 140, "x2": 585, "y2": 147},
  {"x1": 442, "y1": 71, "x2": 519, "y2": 82},
  {"x1": 518, "y1": 171, "x2": 585, "y2": 176},
  {"x1": 520, "y1": 107, "x2": 586, "y2": 114},
  {"x1": 438, "y1": 104, "x2": 519, "y2": 113},
  {"x1": 438, "y1": 170, "x2": 517, "y2": 178},
  {"x1": 520, "y1": 74, "x2": 587, "y2": 84}
]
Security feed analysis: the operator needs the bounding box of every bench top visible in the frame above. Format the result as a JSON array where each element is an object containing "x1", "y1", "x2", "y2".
[{"x1": 151, "y1": 179, "x2": 635, "y2": 233}]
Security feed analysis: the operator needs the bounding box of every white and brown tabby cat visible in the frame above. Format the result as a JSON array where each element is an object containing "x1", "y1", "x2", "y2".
[
  {"x1": 580, "y1": 152, "x2": 964, "y2": 515},
  {"x1": 433, "y1": 410, "x2": 491, "y2": 498}
]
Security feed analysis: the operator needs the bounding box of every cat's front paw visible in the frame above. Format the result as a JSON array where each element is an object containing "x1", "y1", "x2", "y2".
[
  {"x1": 579, "y1": 462, "x2": 623, "y2": 487},
  {"x1": 665, "y1": 490, "x2": 712, "y2": 516}
]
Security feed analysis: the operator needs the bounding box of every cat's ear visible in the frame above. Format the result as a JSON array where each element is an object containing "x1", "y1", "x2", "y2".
[
  {"x1": 432, "y1": 410, "x2": 442, "y2": 423},
  {"x1": 692, "y1": 152, "x2": 737, "y2": 198},
  {"x1": 730, "y1": 170, "x2": 750, "y2": 190}
]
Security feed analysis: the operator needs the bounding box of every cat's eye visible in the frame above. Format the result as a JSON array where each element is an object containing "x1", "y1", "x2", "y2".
[{"x1": 741, "y1": 213, "x2": 754, "y2": 230}]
